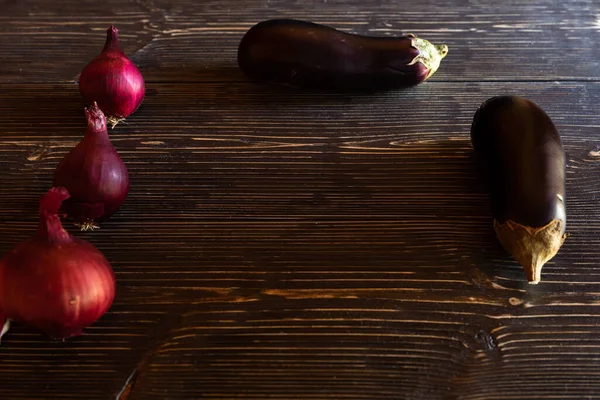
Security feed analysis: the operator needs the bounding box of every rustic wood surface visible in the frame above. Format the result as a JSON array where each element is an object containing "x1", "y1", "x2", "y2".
[{"x1": 1, "y1": 0, "x2": 600, "y2": 399}]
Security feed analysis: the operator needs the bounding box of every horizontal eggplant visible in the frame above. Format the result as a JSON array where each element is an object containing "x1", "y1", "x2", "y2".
[
  {"x1": 471, "y1": 96, "x2": 566, "y2": 284},
  {"x1": 237, "y1": 19, "x2": 448, "y2": 90}
]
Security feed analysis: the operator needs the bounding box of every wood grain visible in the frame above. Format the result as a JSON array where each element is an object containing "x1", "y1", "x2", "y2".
[
  {"x1": 1, "y1": 0, "x2": 600, "y2": 83},
  {"x1": 1, "y1": 80, "x2": 600, "y2": 398},
  {"x1": 2, "y1": 0, "x2": 600, "y2": 399}
]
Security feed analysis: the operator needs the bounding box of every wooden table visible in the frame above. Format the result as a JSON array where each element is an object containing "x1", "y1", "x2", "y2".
[{"x1": 1, "y1": 1, "x2": 599, "y2": 399}]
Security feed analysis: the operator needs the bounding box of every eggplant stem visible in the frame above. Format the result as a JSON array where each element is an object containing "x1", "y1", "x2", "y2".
[
  {"x1": 494, "y1": 219, "x2": 566, "y2": 284},
  {"x1": 408, "y1": 38, "x2": 448, "y2": 80}
]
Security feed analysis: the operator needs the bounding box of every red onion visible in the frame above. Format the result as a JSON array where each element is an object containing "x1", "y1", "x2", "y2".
[
  {"x1": 79, "y1": 25, "x2": 145, "y2": 128},
  {"x1": 0, "y1": 187, "x2": 116, "y2": 340},
  {"x1": 53, "y1": 103, "x2": 130, "y2": 230}
]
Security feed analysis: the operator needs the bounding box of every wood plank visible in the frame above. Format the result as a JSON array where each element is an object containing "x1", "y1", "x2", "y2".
[
  {"x1": 1, "y1": 0, "x2": 600, "y2": 83},
  {"x1": 1, "y1": 80, "x2": 600, "y2": 398},
  {"x1": 125, "y1": 301, "x2": 600, "y2": 400},
  {"x1": 0, "y1": 303, "x2": 162, "y2": 399}
]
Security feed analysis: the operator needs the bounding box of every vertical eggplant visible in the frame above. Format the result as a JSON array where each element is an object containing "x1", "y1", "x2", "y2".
[
  {"x1": 237, "y1": 19, "x2": 448, "y2": 90},
  {"x1": 471, "y1": 96, "x2": 566, "y2": 284}
]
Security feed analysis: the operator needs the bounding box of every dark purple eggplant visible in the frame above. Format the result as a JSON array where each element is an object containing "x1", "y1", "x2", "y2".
[
  {"x1": 237, "y1": 19, "x2": 448, "y2": 90},
  {"x1": 471, "y1": 96, "x2": 566, "y2": 284}
]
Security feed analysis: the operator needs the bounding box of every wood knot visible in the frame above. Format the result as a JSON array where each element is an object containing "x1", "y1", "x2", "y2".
[
  {"x1": 475, "y1": 330, "x2": 497, "y2": 352},
  {"x1": 508, "y1": 297, "x2": 524, "y2": 306}
]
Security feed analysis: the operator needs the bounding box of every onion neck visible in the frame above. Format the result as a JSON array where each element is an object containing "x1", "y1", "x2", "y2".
[
  {"x1": 85, "y1": 103, "x2": 110, "y2": 141},
  {"x1": 102, "y1": 25, "x2": 123, "y2": 53},
  {"x1": 36, "y1": 188, "x2": 73, "y2": 245}
]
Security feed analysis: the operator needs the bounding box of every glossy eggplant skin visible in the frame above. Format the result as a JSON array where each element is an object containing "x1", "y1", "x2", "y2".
[
  {"x1": 237, "y1": 19, "x2": 448, "y2": 90},
  {"x1": 471, "y1": 96, "x2": 566, "y2": 283}
]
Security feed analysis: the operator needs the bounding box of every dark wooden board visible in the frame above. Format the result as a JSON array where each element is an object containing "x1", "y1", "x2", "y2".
[
  {"x1": 1, "y1": 0, "x2": 600, "y2": 83},
  {"x1": 1, "y1": 80, "x2": 600, "y2": 399},
  {"x1": 2, "y1": 1, "x2": 600, "y2": 399}
]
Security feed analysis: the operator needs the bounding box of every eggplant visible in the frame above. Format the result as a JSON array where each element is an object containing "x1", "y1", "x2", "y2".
[
  {"x1": 471, "y1": 96, "x2": 566, "y2": 284},
  {"x1": 237, "y1": 19, "x2": 448, "y2": 90}
]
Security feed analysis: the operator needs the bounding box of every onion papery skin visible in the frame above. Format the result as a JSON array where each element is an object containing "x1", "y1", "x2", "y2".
[
  {"x1": 0, "y1": 187, "x2": 116, "y2": 339},
  {"x1": 79, "y1": 25, "x2": 145, "y2": 127},
  {"x1": 53, "y1": 103, "x2": 130, "y2": 230}
]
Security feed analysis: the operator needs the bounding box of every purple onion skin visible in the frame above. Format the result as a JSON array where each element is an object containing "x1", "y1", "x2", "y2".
[
  {"x1": 0, "y1": 237, "x2": 116, "y2": 338},
  {"x1": 0, "y1": 188, "x2": 115, "y2": 339},
  {"x1": 238, "y1": 19, "x2": 448, "y2": 91},
  {"x1": 53, "y1": 103, "x2": 130, "y2": 230},
  {"x1": 79, "y1": 25, "x2": 145, "y2": 127}
]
